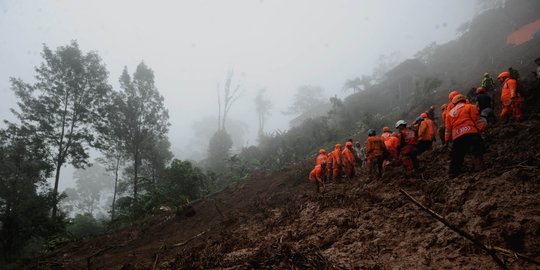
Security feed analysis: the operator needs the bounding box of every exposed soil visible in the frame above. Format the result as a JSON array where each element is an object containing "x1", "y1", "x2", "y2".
[{"x1": 34, "y1": 98, "x2": 540, "y2": 269}]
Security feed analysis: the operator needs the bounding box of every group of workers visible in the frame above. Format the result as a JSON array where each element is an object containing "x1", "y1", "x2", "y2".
[{"x1": 309, "y1": 68, "x2": 526, "y2": 193}]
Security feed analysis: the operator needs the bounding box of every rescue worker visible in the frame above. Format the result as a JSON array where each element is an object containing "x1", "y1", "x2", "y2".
[
  {"x1": 482, "y1": 73, "x2": 495, "y2": 93},
  {"x1": 342, "y1": 141, "x2": 356, "y2": 179},
  {"x1": 381, "y1": 127, "x2": 392, "y2": 141},
  {"x1": 308, "y1": 162, "x2": 326, "y2": 193},
  {"x1": 331, "y1": 144, "x2": 343, "y2": 182},
  {"x1": 417, "y1": 112, "x2": 435, "y2": 155},
  {"x1": 445, "y1": 94, "x2": 485, "y2": 177},
  {"x1": 498, "y1": 71, "x2": 522, "y2": 122},
  {"x1": 316, "y1": 149, "x2": 327, "y2": 165},
  {"x1": 427, "y1": 105, "x2": 436, "y2": 125},
  {"x1": 396, "y1": 120, "x2": 419, "y2": 173},
  {"x1": 326, "y1": 150, "x2": 334, "y2": 182},
  {"x1": 475, "y1": 86, "x2": 494, "y2": 127},
  {"x1": 346, "y1": 139, "x2": 358, "y2": 165},
  {"x1": 383, "y1": 132, "x2": 400, "y2": 169},
  {"x1": 439, "y1": 104, "x2": 448, "y2": 144},
  {"x1": 365, "y1": 129, "x2": 386, "y2": 179},
  {"x1": 353, "y1": 142, "x2": 363, "y2": 168}
]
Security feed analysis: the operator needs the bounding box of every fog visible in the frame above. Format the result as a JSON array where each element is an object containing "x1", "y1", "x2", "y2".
[{"x1": 0, "y1": 0, "x2": 476, "y2": 190}]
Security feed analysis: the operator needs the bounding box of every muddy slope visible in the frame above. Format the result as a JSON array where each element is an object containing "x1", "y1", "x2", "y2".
[{"x1": 36, "y1": 103, "x2": 540, "y2": 269}]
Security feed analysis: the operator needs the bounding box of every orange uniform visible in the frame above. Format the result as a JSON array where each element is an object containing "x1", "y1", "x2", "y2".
[
  {"x1": 500, "y1": 78, "x2": 522, "y2": 121},
  {"x1": 308, "y1": 164, "x2": 325, "y2": 193},
  {"x1": 316, "y1": 153, "x2": 327, "y2": 166},
  {"x1": 331, "y1": 144, "x2": 342, "y2": 181},
  {"x1": 445, "y1": 102, "x2": 480, "y2": 142},
  {"x1": 366, "y1": 136, "x2": 386, "y2": 159},
  {"x1": 326, "y1": 152, "x2": 333, "y2": 181},
  {"x1": 384, "y1": 135, "x2": 400, "y2": 157},
  {"x1": 398, "y1": 128, "x2": 418, "y2": 172},
  {"x1": 309, "y1": 165, "x2": 325, "y2": 182},
  {"x1": 342, "y1": 145, "x2": 356, "y2": 178},
  {"x1": 418, "y1": 117, "x2": 435, "y2": 141},
  {"x1": 381, "y1": 132, "x2": 391, "y2": 141}
]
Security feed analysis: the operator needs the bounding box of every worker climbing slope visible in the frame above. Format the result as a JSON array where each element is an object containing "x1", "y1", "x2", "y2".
[
  {"x1": 342, "y1": 141, "x2": 357, "y2": 179},
  {"x1": 445, "y1": 94, "x2": 485, "y2": 177},
  {"x1": 365, "y1": 129, "x2": 387, "y2": 180}
]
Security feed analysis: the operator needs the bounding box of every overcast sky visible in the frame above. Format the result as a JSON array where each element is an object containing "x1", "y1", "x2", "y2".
[{"x1": 0, "y1": 0, "x2": 476, "y2": 190}]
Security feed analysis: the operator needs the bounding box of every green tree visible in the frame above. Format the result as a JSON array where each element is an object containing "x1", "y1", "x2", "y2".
[
  {"x1": 117, "y1": 63, "x2": 170, "y2": 201},
  {"x1": 10, "y1": 41, "x2": 112, "y2": 218},
  {"x1": 63, "y1": 164, "x2": 113, "y2": 216},
  {"x1": 0, "y1": 125, "x2": 55, "y2": 261},
  {"x1": 66, "y1": 213, "x2": 104, "y2": 238},
  {"x1": 343, "y1": 75, "x2": 372, "y2": 93},
  {"x1": 207, "y1": 129, "x2": 233, "y2": 174}
]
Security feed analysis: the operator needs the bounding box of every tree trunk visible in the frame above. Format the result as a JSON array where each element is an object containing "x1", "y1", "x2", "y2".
[
  {"x1": 133, "y1": 149, "x2": 139, "y2": 201},
  {"x1": 111, "y1": 156, "x2": 120, "y2": 221},
  {"x1": 51, "y1": 161, "x2": 63, "y2": 218}
]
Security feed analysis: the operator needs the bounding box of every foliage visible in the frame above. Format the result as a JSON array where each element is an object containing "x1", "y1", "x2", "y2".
[
  {"x1": 0, "y1": 125, "x2": 59, "y2": 261},
  {"x1": 207, "y1": 129, "x2": 233, "y2": 174},
  {"x1": 116, "y1": 63, "x2": 170, "y2": 200},
  {"x1": 343, "y1": 75, "x2": 372, "y2": 93},
  {"x1": 10, "y1": 41, "x2": 112, "y2": 217},
  {"x1": 66, "y1": 214, "x2": 105, "y2": 238},
  {"x1": 62, "y1": 164, "x2": 113, "y2": 216}
]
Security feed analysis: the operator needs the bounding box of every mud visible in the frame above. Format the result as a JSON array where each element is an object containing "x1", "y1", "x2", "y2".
[{"x1": 35, "y1": 105, "x2": 540, "y2": 269}]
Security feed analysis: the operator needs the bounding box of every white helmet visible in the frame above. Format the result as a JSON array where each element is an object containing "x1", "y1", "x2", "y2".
[{"x1": 395, "y1": 120, "x2": 407, "y2": 128}]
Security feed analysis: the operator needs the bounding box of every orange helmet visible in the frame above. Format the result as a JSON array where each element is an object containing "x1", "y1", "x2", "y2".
[
  {"x1": 448, "y1": 91, "x2": 460, "y2": 103},
  {"x1": 498, "y1": 71, "x2": 510, "y2": 81},
  {"x1": 452, "y1": 94, "x2": 466, "y2": 104},
  {"x1": 319, "y1": 149, "x2": 326, "y2": 155},
  {"x1": 420, "y1": 112, "x2": 428, "y2": 119},
  {"x1": 476, "y1": 86, "x2": 486, "y2": 94},
  {"x1": 441, "y1": 103, "x2": 447, "y2": 110},
  {"x1": 382, "y1": 126, "x2": 390, "y2": 132},
  {"x1": 345, "y1": 141, "x2": 353, "y2": 147}
]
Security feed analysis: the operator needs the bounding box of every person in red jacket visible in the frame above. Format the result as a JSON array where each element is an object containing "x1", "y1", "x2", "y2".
[
  {"x1": 396, "y1": 120, "x2": 419, "y2": 173},
  {"x1": 308, "y1": 162, "x2": 326, "y2": 193},
  {"x1": 342, "y1": 141, "x2": 356, "y2": 179},
  {"x1": 498, "y1": 71, "x2": 522, "y2": 122},
  {"x1": 445, "y1": 94, "x2": 485, "y2": 177},
  {"x1": 331, "y1": 144, "x2": 343, "y2": 182}
]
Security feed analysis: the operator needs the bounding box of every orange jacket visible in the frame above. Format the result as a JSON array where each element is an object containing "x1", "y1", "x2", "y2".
[
  {"x1": 309, "y1": 165, "x2": 324, "y2": 182},
  {"x1": 381, "y1": 132, "x2": 392, "y2": 142},
  {"x1": 418, "y1": 118, "x2": 435, "y2": 141},
  {"x1": 384, "y1": 136, "x2": 400, "y2": 152},
  {"x1": 442, "y1": 108, "x2": 447, "y2": 124},
  {"x1": 326, "y1": 153, "x2": 334, "y2": 169},
  {"x1": 500, "y1": 78, "x2": 518, "y2": 104},
  {"x1": 399, "y1": 128, "x2": 417, "y2": 146},
  {"x1": 316, "y1": 153, "x2": 328, "y2": 165},
  {"x1": 342, "y1": 147, "x2": 356, "y2": 166},
  {"x1": 445, "y1": 102, "x2": 479, "y2": 141},
  {"x1": 332, "y1": 146, "x2": 342, "y2": 167},
  {"x1": 366, "y1": 136, "x2": 386, "y2": 158}
]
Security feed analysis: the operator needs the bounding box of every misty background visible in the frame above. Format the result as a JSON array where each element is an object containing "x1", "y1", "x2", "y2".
[{"x1": 0, "y1": 0, "x2": 477, "y2": 192}]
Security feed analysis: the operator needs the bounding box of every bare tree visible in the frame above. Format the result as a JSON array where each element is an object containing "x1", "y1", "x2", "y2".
[{"x1": 254, "y1": 88, "x2": 272, "y2": 135}]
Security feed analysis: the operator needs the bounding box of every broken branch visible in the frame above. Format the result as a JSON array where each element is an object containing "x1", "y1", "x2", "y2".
[{"x1": 399, "y1": 189, "x2": 508, "y2": 270}]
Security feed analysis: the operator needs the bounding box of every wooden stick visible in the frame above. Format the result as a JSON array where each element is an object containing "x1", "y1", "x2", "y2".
[
  {"x1": 487, "y1": 245, "x2": 540, "y2": 266},
  {"x1": 171, "y1": 230, "x2": 209, "y2": 248},
  {"x1": 152, "y1": 253, "x2": 159, "y2": 270},
  {"x1": 399, "y1": 189, "x2": 508, "y2": 270}
]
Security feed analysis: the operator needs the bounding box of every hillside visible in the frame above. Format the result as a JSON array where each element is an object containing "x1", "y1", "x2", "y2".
[{"x1": 35, "y1": 92, "x2": 540, "y2": 269}]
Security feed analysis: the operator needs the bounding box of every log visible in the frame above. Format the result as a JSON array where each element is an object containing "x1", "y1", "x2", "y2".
[
  {"x1": 171, "y1": 230, "x2": 209, "y2": 248},
  {"x1": 399, "y1": 189, "x2": 508, "y2": 270}
]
